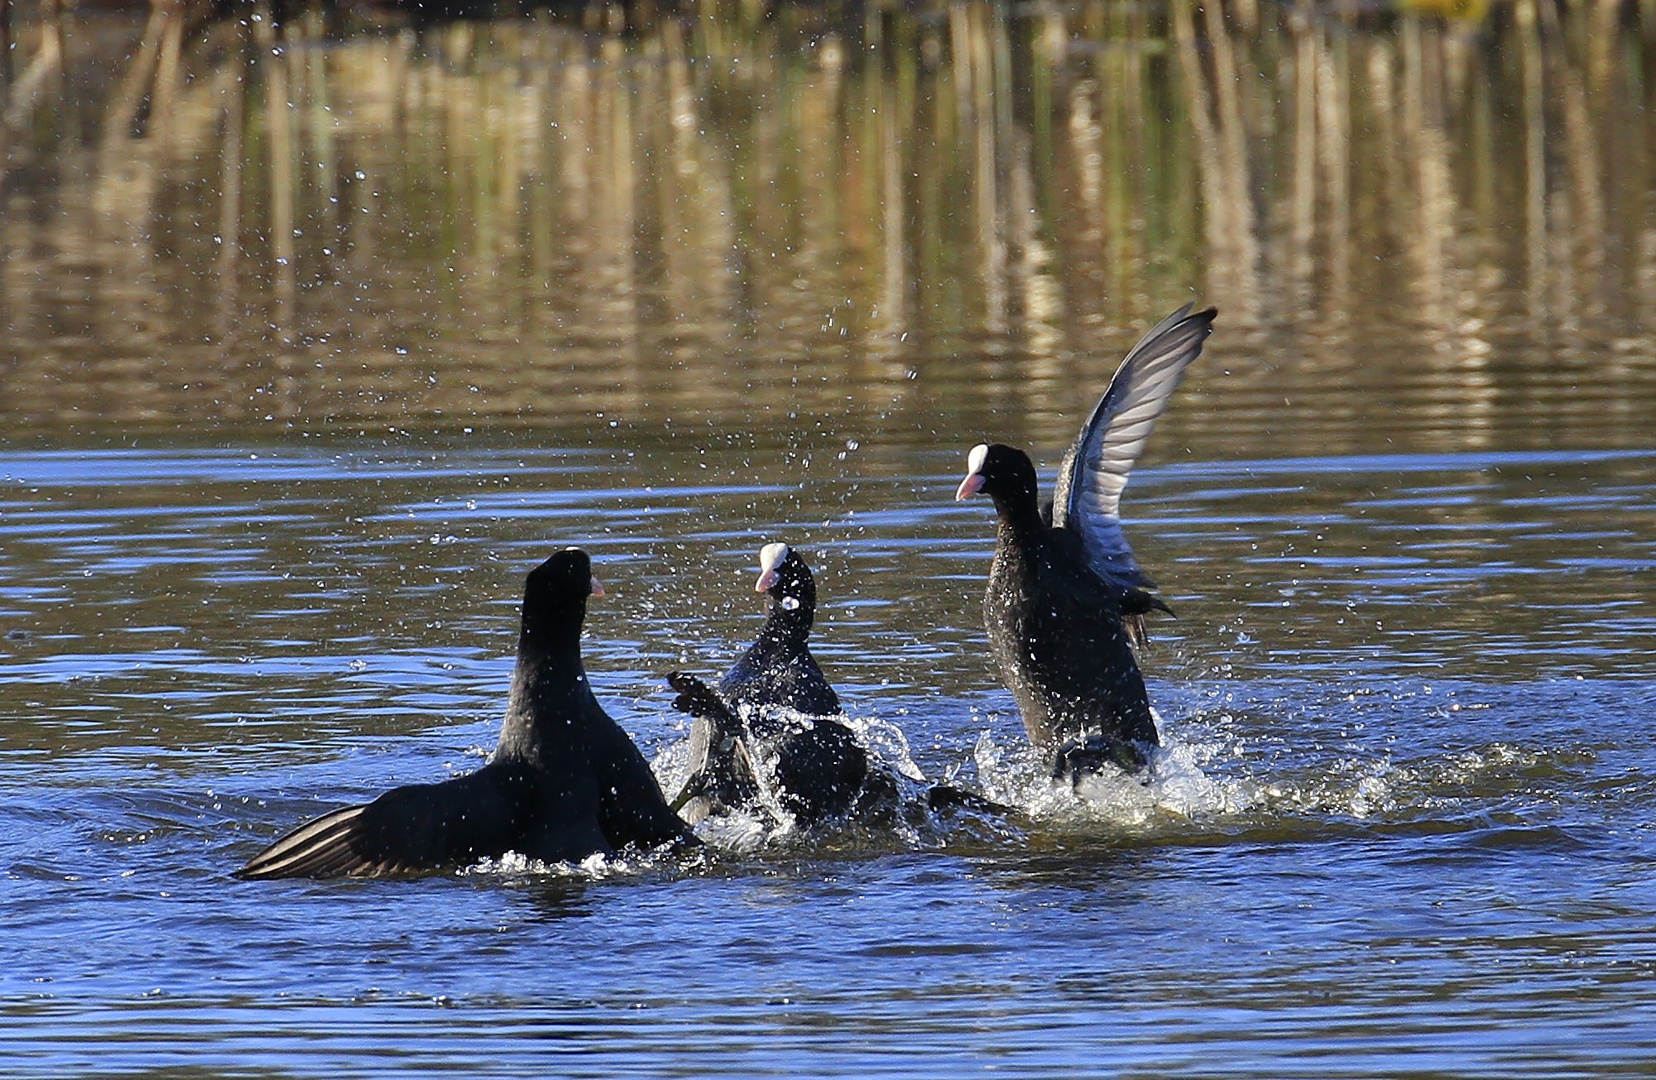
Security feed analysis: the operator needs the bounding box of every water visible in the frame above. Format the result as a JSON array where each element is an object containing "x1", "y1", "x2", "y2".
[
  {"x1": 4, "y1": 4, "x2": 1656, "y2": 1076},
  {"x1": 5, "y1": 443, "x2": 1654, "y2": 1075}
]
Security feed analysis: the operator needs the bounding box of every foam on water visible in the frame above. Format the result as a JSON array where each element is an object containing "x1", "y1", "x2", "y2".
[
  {"x1": 468, "y1": 850, "x2": 618, "y2": 878},
  {"x1": 969, "y1": 723, "x2": 1258, "y2": 829}
]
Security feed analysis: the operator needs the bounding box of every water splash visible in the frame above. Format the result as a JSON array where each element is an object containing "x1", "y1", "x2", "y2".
[
  {"x1": 468, "y1": 850, "x2": 619, "y2": 878},
  {"x1": 841, "y1": 710, "x2": 928, "y2": 782},
  {"x1": 969, "y1": 720, "x2": 1257, "y2": 829}
]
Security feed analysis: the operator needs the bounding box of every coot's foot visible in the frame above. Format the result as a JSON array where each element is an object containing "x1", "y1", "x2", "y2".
[{"x1": 1050, "y1": 734, "x2": 1150, "y2": 785}]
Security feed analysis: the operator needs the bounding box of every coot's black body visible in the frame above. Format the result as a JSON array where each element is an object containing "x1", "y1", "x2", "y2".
[
  {"x1": 670, "y1": 671, "x2": 870, "y2": 826},
  {"x1": 238, "y1": 549, "x2": 692, "y2": 879},
  {"x1": 673, "y1": 543, "x2": 874, "y2": 826},
  {"x1": 956, "y1": 305, "x2": 1217, "y2": 779}
]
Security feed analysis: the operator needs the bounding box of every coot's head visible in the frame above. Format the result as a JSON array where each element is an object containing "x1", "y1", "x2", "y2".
[
  {"x1": 754, "y1": 541, "x2": 816, "y2": 617},
  {"x1": 955, "y1": 443, "x2": 1039, "y2": 507},
  {"x1": 521, "y1": 548, "x2": 604, "y2": 637}
]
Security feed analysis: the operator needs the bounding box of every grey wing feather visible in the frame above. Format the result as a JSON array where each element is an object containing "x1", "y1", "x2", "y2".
[
  {"x1": 1052, "y1": 305, "x2": 1216, "y2": 590},
  {"x1": 668, "y1": 671, "x2": 761, "y2": 820},
  {"x1": 236, "y1": 768, "x2": 522, "y2": 880},
  {"x1": 237, "y1": 803, "x2": 382, "y2": 879}
]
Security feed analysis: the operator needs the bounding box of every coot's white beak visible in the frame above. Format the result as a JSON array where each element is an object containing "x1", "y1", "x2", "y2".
[
  {"x1": 755, "y1": 541, "x2": 790, "y2": 592},
  {"x1": 955, "y1": 443, "x2": 990, "y2": 500},
  {"x1": 589, "y1": 575, "x2": 606, "y2": 598}
]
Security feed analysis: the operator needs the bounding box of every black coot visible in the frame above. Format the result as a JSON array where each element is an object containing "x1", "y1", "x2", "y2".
[
  {"x1": 955, "y1": 305, "x2": 1217, "y2": 779},
  {"x1": 671, "y1": 543, "x2": 875, "y2": 826},
  {"x1": 238, "y1": 548, "x2": 694, "y2": 879},
  {"x1": 669, "y1": 670, "x2": 870, "y2": 827},
  {"x1": 717, "y1": 542, "x2": 841, "y2": 715}
]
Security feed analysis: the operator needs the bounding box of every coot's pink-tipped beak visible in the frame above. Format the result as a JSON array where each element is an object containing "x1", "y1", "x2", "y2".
[
  {"x1": 957, "y1": 444, "x2": 990, "y2": 500},
  {"x1": 589, "y1": 575, "x2": 606, "y2": 598},
  {"x1": 755, "y1": 541, "x2": 790, "y2": 594}
]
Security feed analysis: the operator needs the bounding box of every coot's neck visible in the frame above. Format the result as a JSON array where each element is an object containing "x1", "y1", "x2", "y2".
[
  {"x1": 990, "y1": 483, "x2": 1047, "y2": 548},
  {"x1": 757, "y1": 594, "x2": 813, "y2": 652},
  {"x1": 495, "y1": 602, "x2": 592, "y2": 761}
]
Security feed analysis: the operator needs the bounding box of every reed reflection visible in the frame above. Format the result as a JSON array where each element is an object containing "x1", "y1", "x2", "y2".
[{"x1": 0, "y1": 3, "x2": 1653, "y2": 460}]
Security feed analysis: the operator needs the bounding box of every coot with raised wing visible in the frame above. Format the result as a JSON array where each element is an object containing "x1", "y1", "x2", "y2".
[{"x1": 955, "y1": 305, "x2": 1217, "y2": 780}]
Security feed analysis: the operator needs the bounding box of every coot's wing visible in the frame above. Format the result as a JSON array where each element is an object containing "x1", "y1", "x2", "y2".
[
  {"x1": 236, "y1": 803, "x2": 378, "y2": 879},
  {"x1": 1051, "y1": 305, "x2": 1216, "y2": 590},
  {"x1": 585, "y1": 698, "x2": 697, "y2": 850},
  {"x1": 668, "y1": 671, "x2": 761, "y2": 818},
  {"x1": 236, "y1": 767, "x2": 521, "y2": 880}
]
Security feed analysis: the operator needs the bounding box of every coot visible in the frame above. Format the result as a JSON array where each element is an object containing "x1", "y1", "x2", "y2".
[
  {"x1": 238, "y1": 548, "x2": 693, "y2": 879},
  {"x1": 955, "y1": 304, "x2": 1217, "y2": 779},
  {"x1": 718, "y1": 542, "x2": 840, "y2": 715},
  {"x1": 671, "y1": 543, "x2": 874, "y2": 826}
]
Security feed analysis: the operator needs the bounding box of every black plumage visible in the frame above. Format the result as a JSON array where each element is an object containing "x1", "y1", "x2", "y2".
[
  {"x1": 669, "y1": 671, "x2": 868, "y2": 826},
  {"x1": 956, "y1": 305, "x2": 1217, "y2": 779},
  {"x1": 238, "y1": 548, "x2": 693, "y2": 879},
  {"x1": 671, "y1": 543, "x2": 876, "y2": 827},
  {"x1": 717, "y1": 542, "x2": 841, "y2": 715}
]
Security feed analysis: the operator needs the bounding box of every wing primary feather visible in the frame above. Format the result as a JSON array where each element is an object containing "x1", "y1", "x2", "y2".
[
  {"x1": 1052, "y1": 305, "x2": 1216, "y2": 590},
  {"x1": 237, "y1": 804, "x2": 372, "y2": 880}
]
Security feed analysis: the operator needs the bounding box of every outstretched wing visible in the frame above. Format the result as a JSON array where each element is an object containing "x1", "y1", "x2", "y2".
[
  {"x1": 236, "y1": 802, "x2": 380, "y2": 879},
  {"x1": 236, "y1": 767, "x2": 524, "y2": 880},
  {"x1": 1051, "y1": 305, "x2": 1216, "y2": 591}
]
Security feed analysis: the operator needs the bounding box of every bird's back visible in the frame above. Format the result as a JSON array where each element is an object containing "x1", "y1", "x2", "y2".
[{"x1": 719, "y1": 640, "x2": 842, "y2": 717}]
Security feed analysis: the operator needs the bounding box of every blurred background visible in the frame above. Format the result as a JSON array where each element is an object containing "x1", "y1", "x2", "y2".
[{"x1": 2, "y1": 0, "x2": 1653, "y2": 460}]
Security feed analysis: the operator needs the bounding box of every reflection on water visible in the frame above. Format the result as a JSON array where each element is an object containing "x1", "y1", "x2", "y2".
[
  {"x1": 5, "y1": 4, "x2": 1656, "y2": 1076},
  {"x1": 2, "y1": 3, "x2": 1655, "y2": 461}
]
